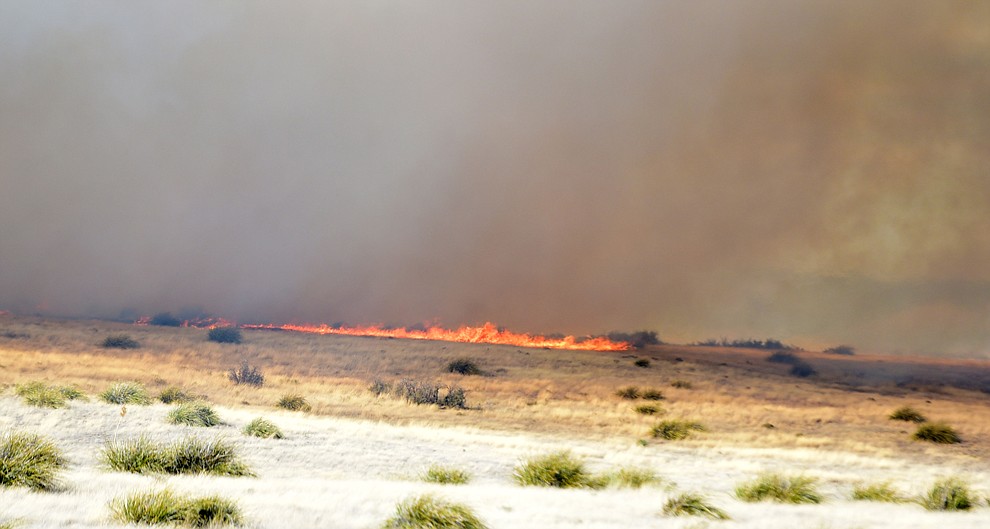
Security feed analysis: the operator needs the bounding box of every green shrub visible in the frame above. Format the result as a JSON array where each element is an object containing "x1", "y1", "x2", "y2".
[
  {"x1": 109, "y1": 488, "x2": 244, "y2": 527},
  {"x1": 921, "y1": 478, "x2": 974, "y2": 511},
  {"x1": 446, "y1": 358, "x2": 483, "y2": 376},
  {"x1": 0, "y1": 432, "x2": 67, "y2": 491},
  {"x1": 913, "y1": 423, "x2": 961, "y2": 444},
  {"x1": 735, "y1": 473, "x2": 822, "y2": 504},
  {"x1": 670, "y1": 380, "x2": 692, "y2": 389},
  {"x1": 635, "y1": 404, "x2": 661, "y2": 416},
  {"x1": 149, "y1": 312, "x2": 181, "y2": 327},
  {"x1": 159, "y1": 386, "x2": 194, "y2": 404},
  {"x1": 207, "y1": 327, "x2": 242, "y2": 344},
  {"x1": 634, "y1": 358, "x2": 651, "y2": 368},
  {"x1": 101, "y1": 334, "x2": 140, "y2": 349},
  {"x1": 381, "y1": 495, "x2": 487, "y2": 529},
  {"x1": 889, "y1": 406, "x2": 926, "y2": 423},
  {"x1": 99, "y1": 382, "x2": 151, "y2": 405},
  {"x1": 663, "y1": 493, "x2": 730, "y2": 520},
  {"x1": 641, "y1": 389, "x2": 665, "y2": 400},
  {"x1": 605, "y1": 467, "x2": 661, "y2": 488},
  {"x1": 513, "y1": 451, "x2": 602, "y2": 489},
  {"x1": 102, "y1": 436, "x2": 252, "y2": 477},
  {"x1": 168, "y1": 402, "x2": 221, "y2": 427},
  {"x1": 228, "y1": 361, "x2": 264, "y2": 387},
  {"x1": 243, "y1": 418, "x2": 284, "y2": 439},
  {"x1": 422, "y1": 465, "x2": 471, "y2": 485},
  {"x1": 851, "y1": 482, "x2": 905, "y2": 503},
  {"x1": 615, "y1": 386, "x2": 640, "y2": 399},
  {"x1": 277, "y1": 394, "x2": 312, "y2": 412},
  {"x1": 650, "y1": 420, "x2": 705, "y2": 440}
]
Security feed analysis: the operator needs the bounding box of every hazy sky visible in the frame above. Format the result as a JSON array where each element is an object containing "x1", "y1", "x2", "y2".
[{"x1": 1, "y1": 1, "x2": 988, "y2": 356}]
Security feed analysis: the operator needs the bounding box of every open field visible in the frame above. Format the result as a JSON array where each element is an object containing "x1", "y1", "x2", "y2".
[{"x1": 2, "y1": 313, "x2": 990, "y2": 528}]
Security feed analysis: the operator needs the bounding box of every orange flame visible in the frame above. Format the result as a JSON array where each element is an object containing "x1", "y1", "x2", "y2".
[{"x1": 241, "y1": 321, "x2": 630, "y2": 351}]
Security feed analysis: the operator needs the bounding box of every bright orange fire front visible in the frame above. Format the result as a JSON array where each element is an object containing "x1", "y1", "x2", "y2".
[{"x1": 241, "y1": 321, "x2": 630, "y2": 351}]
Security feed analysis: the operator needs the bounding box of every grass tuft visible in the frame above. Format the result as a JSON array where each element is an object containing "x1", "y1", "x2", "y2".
[
  {"x1": 605, "y1": 467, "x2": 661, "y2": 488},
  {"x1": 0, "y1": 432, "x2": 67, "y2": 491},
  {"x1": 168, "y1": 402, "x2": 222, "y2": 427},
  {"x1": 16, "y1": 382, "x2": 65, "y2": 408},
  {"x1": 208, "y1": 327, "x2": 242, "y2": 344},
  {"x1": 650, "y1": 420, "x2": 705, "y2": 440},
  {"x1": 851, "y1": 482, "x2": 906, "y2": 503},
  {"x1": 641, "y1": 388, "x2": 665, "y2": 400},
  {"x1": 888, "y1": 406, "x2": 926, "y2": 423},
  {"x1": 921, "y1": 478, "x2": 974, "y2": 511},
  {"x1": 615, "y1": 386, "x2": 640, "y2": 399},
  {"x1": 101, "y1": 334, "x2": 140, "y2": 349},
  {"x1": 913, "y1": 423, "x2": 961, "y2": 444},
  {"x1": 422, "y1": 465, "x2": 471, "y2": 485},
  {"x1": 243, "y1": 418, "x2": 284, "y2": 439},
  {"x1": 99, "y1": 381, "x2": 151, "y2": 405},
  {"x1": 735, "y1": 473, "x2": 822, "y2": 504},
  {"x1": 159, "y1": 386, "x2": 195, "y2": 404},
  {"x1": 670, "y1": 380, "x2": 692, "y2": 389},
  {"x1": 446, "y1": 358, "x2": 483, "y2": 376},
  {"x1": 276, "y1": 394, "x2": 312, "y2": 412},
  {"x1": 110, "y1": 488, "x2": 244, "y2": 527},
  {"x1": 381, "y1": 495, "x2": 487, "y2": 529},
  {"x1": 513, "y1": 451, "x2": 603, "y2": 489},
  {"x1": 663, "y1": 493, "x2": 730, "y2": 520},
  {"x1": 102, "y1": 436, "x2": 253, "y2": 477},
  {"x1": 634, "y1": 404, "x2": 662, "y2": 416}
]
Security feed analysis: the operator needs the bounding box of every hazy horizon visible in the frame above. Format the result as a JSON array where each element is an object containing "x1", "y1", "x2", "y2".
[{"x1": 1, "y1": 1, "x2": 988, "y2": 357}]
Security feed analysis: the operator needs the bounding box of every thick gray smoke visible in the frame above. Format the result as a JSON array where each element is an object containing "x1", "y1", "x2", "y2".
[{"x1": 1, "y1": 1, "x2": 988, "y2": 356}]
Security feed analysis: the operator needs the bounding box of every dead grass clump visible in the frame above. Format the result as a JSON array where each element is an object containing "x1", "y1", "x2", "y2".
[
  {"x1": 913, "y1": 423, "x2": 961, "y2": 444},
  {"x1": 242, "y1": 418, "x2": 283, "y2": 439},
  {"x1": 99, "y1": 382, "x2": 151, "y2": 405},
  {"x1": 208, "y1": 327, "x2": 242, "y2": 344},
  {"x1": 888, "y1": 406, "x2": 926, "y2": 423},
  {"x1": 446, "y1": 358, "x2": 483, "y2": 376},
  {"x1": 277, "y1": 394, "x2": 312, "y2": 412},
  {"x1": 101, "y1": 334, "x2": 140, "y2": 349},
  {"x1": 513, "y1": 451, "x2": 602, "y2": 489},
  {"x1": 851, "y1": 482, "x2": 906, "y2": 503},
  {"x1": 168, "y1": 402, "x2": 222, "y2": 427},
  {"x1": 650, "y1": 420, "x2": 705, "y2": 440},
  {"x1": 615, "y1": 386, "x2": 640, "y2": 399},
  {"x1": 109, "y1": 488, "x2": 244, "y2": 527},
  {"x1": 921, "y1": 477, "x2": 975, "y2": 511},
  {"x1": 101, "y1": 436, "x2": 253, "y2": 477},
  {"x1": 422, "y1": 465, "x2": 471, "y2": 485},
  {"x1": 0, "y1": 432, "x2": 67, "y2": 491},
  {"x1": 663, "y1": 493, "x2": 730, "y2": 520},
  {"x1": 735, "y1": 473, "x2": 822, "y2": 504},
  {"x1": 381, "y1": 495, "x2": 487, "y2": 529},
  {"x1": 228, "y1": 362, "x2": 264, "y2": 387}
]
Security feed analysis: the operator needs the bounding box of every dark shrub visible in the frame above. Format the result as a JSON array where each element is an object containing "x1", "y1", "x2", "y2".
[
  {"x1": 101, "y1": 334, "x2": 140, "y2": 349},
  {"x1": 789, "y1": 361, "x2": 817, "y2": 377},
  {"x1": 671, "y1": 380, "x2": 692, "y2": 389},
  {"x1": 888, "y1": 406, "x2": 926, "y2": 423},
  {"x1": 149, "y1": 312, "x2": 181, "y2": 327},
  {"x1": 228, "y1": 362, "x2": 263, "y2": 387},
  {"x1": 608, "y1": 331, "x2": 661, "y2": 349},
  {"x1": 441, "y1": 386, "x2": 467, "y2": 409},
  {"x1": 208, "y1": 327, "x2": 242, "y2": 344},
  {"x1": 446, "y1": 358, "x2": 483, "y2": 376},
  {"x1": 766, "y1": 351, "x2": 798, "y2": 364},
  {"x1": 616, "y1": 386, "x2": 640, "y2": 399},
  {"x1": 824, "y1": 345, "x2": 855, "y2": 355},
  {"x1": 913, "y1": 423, "x2": 961, "y2": 444},
  {"x1": 633, "y1": 358, "x2": 651, "y2": 368},
  {"x1": 369, "y1": 379, "x2": 391, "y2": 396},
  {"x1": 394, "y1": 379, "x2": 440, "y2": 405},
  {"x1": 641, "y1": 389, "x2": 665, "y2": 400}
]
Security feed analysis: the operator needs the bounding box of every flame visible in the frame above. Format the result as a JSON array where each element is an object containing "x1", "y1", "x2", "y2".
[{"x1": 241, "y1": 321, "x2": 630, "y2": 351}]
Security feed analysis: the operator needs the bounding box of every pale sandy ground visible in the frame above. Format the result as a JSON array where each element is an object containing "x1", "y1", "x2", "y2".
[{"x1": 1, "y1": 397, "x2": 988, "y2": 529}]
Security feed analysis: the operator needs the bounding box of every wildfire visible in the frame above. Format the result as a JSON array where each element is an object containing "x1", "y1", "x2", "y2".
[{"x1": 241, "y1": 321, "x2": 630, "y2": 351}]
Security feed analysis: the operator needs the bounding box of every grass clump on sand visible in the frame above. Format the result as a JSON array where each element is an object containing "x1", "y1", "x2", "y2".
[
  {"x1": 615, "y1": 386, "x2": 640, "y2": 400},
  {"x1": 913, "y1": 423, "x2": 961, "y2": 444},
  {"x1": 168, "y1": 402, "x2": 222, "y2": 427},
  {"x1": 663, "y1": 493, "x2": 730, "y2": 520},
  {"x1": 921, "y1": 478, "x2": 975, "y2": 511},
  {"x1": 635, "y1": 404, "x2": 662, "y2": 416},
  {"x1": 99, "y1": 382, "x2": 151, "y2": 405},
  {"x1": 670, "y1": 380, "x2": 692, "y2": 389},
  {"x1": 446, "y1": 358, "x2": 483, "y2": 376},
  {"x1": 851, "y1": 482, "x2": 906, "y2": 503},
  {"x1": 650, "y1": 420, "x2": 705, "y2": 440},
  {"x1": 735, "y1": 473, "x2": 822, "y2": 504},
  {"x1": 513, "y1": 451, "x2": 605, "y2": 489},
  {"x1": 641, "y1": 388, "x2": 665, "y2": 400},
  {"x1": 110, "y1": 488, "x2": 243, "y2": 527},
  {"x1": 101, "y1": 334, "x2": 140, "y2": 349},
  {"x1": 159, "y1": 386, "x2": 195, "y2": 404},
  {"x1": 242, "y1": 418, "x2": 283, "y2": 439},
  {"x1": 381, "y1": 495, "x2": 487, "y2": 529},
  {"x1": 101, "y1": 436, "x2": 252, "y2": 477},
  {"x1": 889, "y1": 406, "x2": 926, "y2": 423},
  {"x1": 15, "y1": 382, "x2": 85, "y2": 408},
  {"x1": 208, "y1": 327, "x2": 242, "y2": 344},
  {"x1": 0, "y1": 432, "x2": 67, "y2": 491},
  {"x1": 422, "y1": 465, "x2": 471, "y2": 485},
  {"x1": 604, "y1": 467, "x2": 661, "y2": 489},
  {"x1": 276, "y1": 394, "x2": 312, "y2": 412}
]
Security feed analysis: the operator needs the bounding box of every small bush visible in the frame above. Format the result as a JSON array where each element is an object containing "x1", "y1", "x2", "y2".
[
  {"x1": 851, "y1": 482, "x2": 905, "y2": 503},
  {"x1": 110, "y1": 489, "x2": 244, "y2": 527},
  {"x1": 159, "y1": 386, "x2": 194, "y2": 404},
  {"x1": 440, "y1": 386, "x2": 467, "y2": 409},
  {"x1": 633, "y1": 358, "x2": 651, "y2": 368},
  {"x1": 243, "y1": 418, "x2": 283, "y2": 439},
  {"x1": 381, "y1": 495, "x2": 488, "y2": 529},
  {"x1": 277, "y1": 394, "x2": 312, "y2": 412},
  {"x1": 635, "y1": 404, "x2": 661, "y2": 416},
  {"x1": 99, "y1": 382, "x2": 151, "y2": 405},
  {"x1": 168, "y1": 402, "x2": 222, "y2": 427},
  {"x1": 446, "y1": 358, "x2": 483, "y2": 376},
  {"x1": 824, "y1": 345, "x2": 855, "y2": 356},
  {"x1": 913, "y1": 423, "x2": 961, "y2": 444},
  {"x1": 606, "y1": 467, "x2": 661, "y2": 489},
  {"x1": 228, "y1": 362, "x2": 264, "y2": 387},
  {"x1": 149, "y1": 312, "x2": 182, "y2": 327},
  {"x1": 921, "y1": 478, "x2": 974, "y2": 511},
  {"x1": 616, "y1": 386, "x2": 640, "y2": 400},
  {"x1": 102, "y1": 436, "x2": 252, "y2": 477},
  {"x1": 513, "y1": 451, "x2": 601, "y2": 489},
  {"x1": 208, "y1": 327, "x2": 242, "y2": 344},
  {"x1": 641, "y1": 388, "x2": 665, "y2": 400},
  {"x1": 766, "y1": 351, "x2": 798, "y2": 364},
  {"x1": 0, "y1": 432, "x2": 67, "y2": 491},
  {"x1": 663, "y1": 493, "x2": 730, "y2": 520},
  {"x1": 789, "y1": 361, "x2": 817, "y2": 378},
  {"x1": 101, "y1": 334, "x2": 140, "y2": 349},
  {"x1": 393, "y1": 380, "x2": 440, "y2": 405},
  {"x1": 670, "y1": 380, "x2": 692, "y2": 389},
  {"x1": 370, "y1": 379, "x2": 391, "y2": 396},
  {"x1": 423, "y1": 465, "x2": 471, "y2": 485},
  {"x1": 651, "y1": 420, "x2": 705, "y2": 440},
  {"x1": 735, "y1": 473, "x2": 822, "y2": 504},
  {"x1": 607, "y1": 330, "x2": 661, "y2": 349},
  {"x1": 889, "y1": 406, "x2": 926, "y2": 423}
]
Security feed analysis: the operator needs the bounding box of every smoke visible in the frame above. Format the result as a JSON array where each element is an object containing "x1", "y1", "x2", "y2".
[{"x1": 1, "y1": 1, "x2": 988, "y2": 356}]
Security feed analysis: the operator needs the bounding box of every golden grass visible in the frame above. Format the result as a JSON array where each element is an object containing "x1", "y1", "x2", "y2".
[{"x1": 2, "y1": 314, "x2": 990, "y2": 461}]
